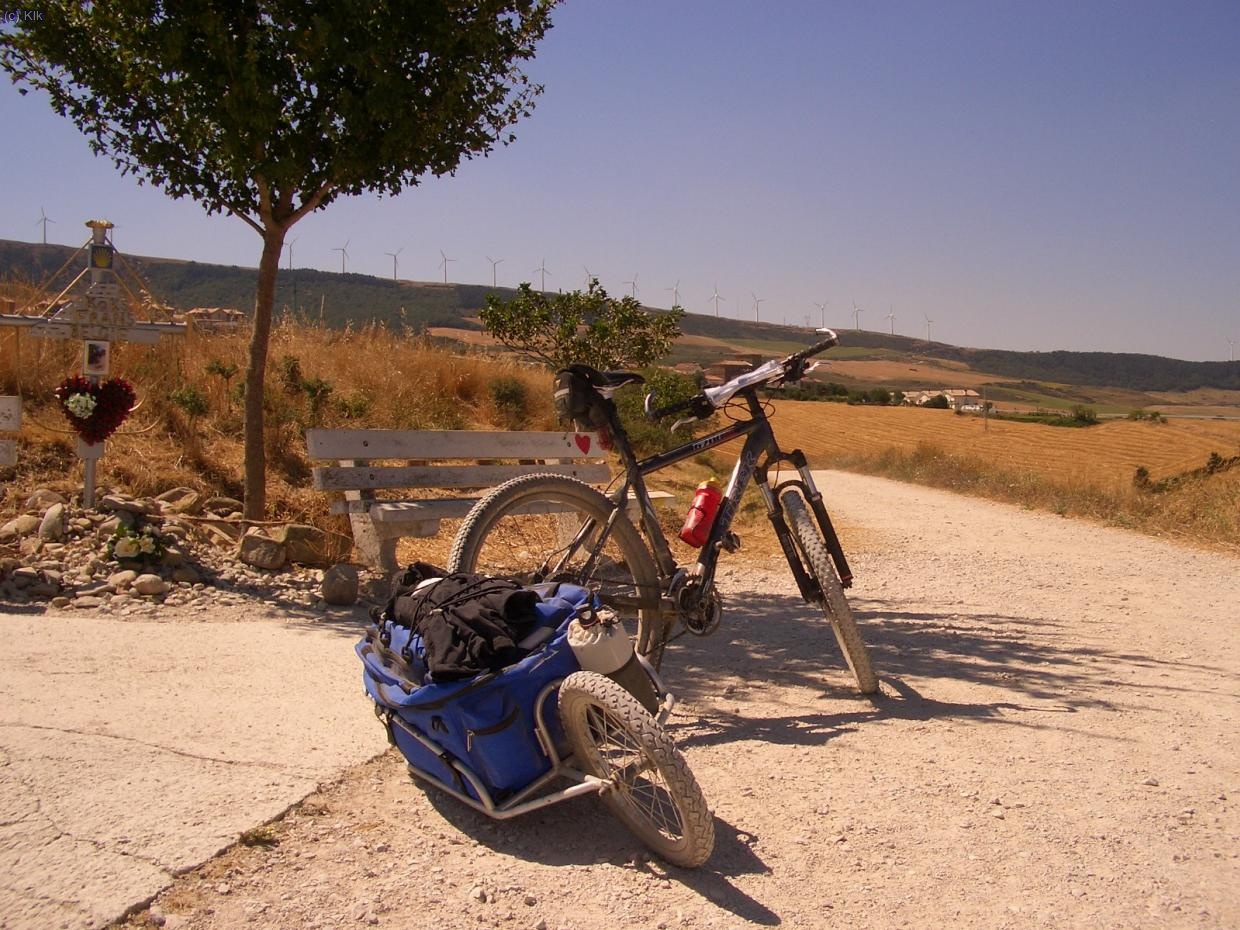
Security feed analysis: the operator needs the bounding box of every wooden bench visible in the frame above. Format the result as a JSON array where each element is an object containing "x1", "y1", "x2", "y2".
[{"x1": 306, "y1": 429, "x2": 663, "y2": 574}]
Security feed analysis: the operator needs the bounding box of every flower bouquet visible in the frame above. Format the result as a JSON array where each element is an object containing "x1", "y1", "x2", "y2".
[
  {"x1": 54, "y1": 375, "x2": 136, "y2": 444},
  {"x1": 106, "y1": 525, "x2": 165, "y2": 565}
]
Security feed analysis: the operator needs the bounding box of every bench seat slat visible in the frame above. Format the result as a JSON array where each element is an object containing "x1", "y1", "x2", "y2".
[
  {"x1": 313, "y1": 462, "x2": 612, "y2": 492},
  {"x1": 306, "y1": 428, "x2": 605, "y2": 462},
  {"x1": 329, "y1": 489, "x2": 675, "y2": 519}
]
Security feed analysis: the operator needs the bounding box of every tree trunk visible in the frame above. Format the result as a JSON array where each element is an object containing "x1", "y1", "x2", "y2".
[{"x1": 243, "y1": 227, "x2": 286, "y2": 520}]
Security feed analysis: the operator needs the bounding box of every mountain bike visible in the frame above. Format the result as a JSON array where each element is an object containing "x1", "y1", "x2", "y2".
[{"x1": 447, "y1": 329, "x2": 878, "y2": 694}]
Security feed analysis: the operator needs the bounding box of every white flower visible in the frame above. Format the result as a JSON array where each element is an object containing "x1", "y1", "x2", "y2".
[
  {"x1": 65, "y1": 393, "x2": 97, "y2": 419},
  {"x1": 138, "y1": 536, "x2": 156, "y2": 554},
  {"x1": 113, "y1": 538, "x2": 141, "y2": 559}
]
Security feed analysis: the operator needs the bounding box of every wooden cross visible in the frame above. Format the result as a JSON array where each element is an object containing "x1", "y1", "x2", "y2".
[{"x1": 0, "y1": 220, "x2": 187, "y2": 506}]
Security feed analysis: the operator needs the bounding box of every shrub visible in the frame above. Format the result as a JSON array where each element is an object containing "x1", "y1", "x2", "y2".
[
  {"x1": 489, "y1": 376, "x2": 530, "y2": 429},
  {"x1": 924, "y1": 394, "x2": 951, "y2": 409},
  {"x1": 168, "y1": 384, "x2": 209, "y2": 418}
]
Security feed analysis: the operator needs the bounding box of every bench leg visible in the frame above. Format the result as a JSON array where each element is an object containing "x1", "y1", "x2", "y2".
[{"x1": 349, "y1": 513, "x2": 399, "y2": 575}]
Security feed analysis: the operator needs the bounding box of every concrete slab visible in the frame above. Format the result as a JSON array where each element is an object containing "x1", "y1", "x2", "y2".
[{"x1": 0, "y1": 611, "x2": 387, "y2": 930}]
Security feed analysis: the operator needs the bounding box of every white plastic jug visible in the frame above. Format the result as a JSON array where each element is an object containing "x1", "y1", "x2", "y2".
[{"x1": 566, "y1": 611, "x2": 632, "y2": 675}]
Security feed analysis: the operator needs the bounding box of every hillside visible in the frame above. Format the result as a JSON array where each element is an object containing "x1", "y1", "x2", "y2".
[{"x1": 3, "y1": 237, "x2": 1239, "y2": 394}]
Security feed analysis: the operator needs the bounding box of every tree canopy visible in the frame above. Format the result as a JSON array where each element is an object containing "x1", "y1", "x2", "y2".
[
  {"x1": 480, "y1": 279, "x2": 685, "y2": 371},
  {"x1": 2, "y1": 1, "x2": 558, "y2": 517}
]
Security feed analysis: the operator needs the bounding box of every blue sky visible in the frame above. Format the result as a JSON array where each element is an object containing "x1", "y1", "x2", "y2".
[{"x1": 1, "y1": 1, "x2": 1238, "y2": 361}]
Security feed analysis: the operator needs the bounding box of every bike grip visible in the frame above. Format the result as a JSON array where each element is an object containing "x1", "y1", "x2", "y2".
[{"x1": 648, "y1": 396, "x2": 695, "y2": 421}]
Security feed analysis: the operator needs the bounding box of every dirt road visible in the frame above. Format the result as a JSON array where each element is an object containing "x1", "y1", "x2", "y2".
[{"x1": 26, "y1": 471, "x2": 1240, "y2": 929}]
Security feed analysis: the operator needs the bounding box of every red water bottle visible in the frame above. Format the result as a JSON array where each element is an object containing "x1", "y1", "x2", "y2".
[{"x1": 679, "y1": 478, "x2": 723, "y2": 548}]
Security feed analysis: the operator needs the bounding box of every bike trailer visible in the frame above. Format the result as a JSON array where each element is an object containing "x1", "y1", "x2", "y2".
[{"x1": 357, "y1": 582, "x2": 591, "y2": 803}]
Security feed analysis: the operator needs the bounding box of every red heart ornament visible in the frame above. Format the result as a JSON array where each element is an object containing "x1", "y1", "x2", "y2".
[
  {"x1": 574, "y1": 433, "x2": 591, "y2": 454},
  {"x1": 55, "y1": 375, "x2": 136, "y2": 444}
]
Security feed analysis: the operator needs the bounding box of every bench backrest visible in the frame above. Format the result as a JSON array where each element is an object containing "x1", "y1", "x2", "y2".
[{"x1": 305, "y1": 429, "x2": 612, "y2": 492}]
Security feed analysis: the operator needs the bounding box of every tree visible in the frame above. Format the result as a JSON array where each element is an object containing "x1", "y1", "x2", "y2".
[
  {"x1": 2, "y1": 1, "x2": 557, "y2": 518},
  {"x1": 480, "y1": 279, "x2": 684, "y2": 370}
]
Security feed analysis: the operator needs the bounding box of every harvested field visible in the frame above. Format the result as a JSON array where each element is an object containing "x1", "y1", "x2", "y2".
[{"x1": 768, "y1": 400, "x2": 1240, "y2": 488}]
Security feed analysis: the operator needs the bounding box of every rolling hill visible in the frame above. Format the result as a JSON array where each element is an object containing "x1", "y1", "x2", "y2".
[{"x1": 3, "y1": 238, "x2": 1239, "y2": 400}]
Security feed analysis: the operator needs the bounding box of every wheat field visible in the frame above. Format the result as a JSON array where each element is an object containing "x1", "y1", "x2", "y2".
[{"x1": 770, "y1": 400, "x2": 1240, "y2": 489}]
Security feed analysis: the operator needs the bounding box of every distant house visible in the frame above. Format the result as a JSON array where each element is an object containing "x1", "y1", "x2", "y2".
[
  {"x1": 906, "y1": 388, "x2": 981, "y2": 409},
  {"x1": 184, "y1": 307, "x2": 245, "y2": 332},
  {"x1": 703, "y1": 359, "x2": 754, "y2": 385}
]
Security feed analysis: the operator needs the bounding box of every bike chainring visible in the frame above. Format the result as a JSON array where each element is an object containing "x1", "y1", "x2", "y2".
[{"x1": 677, "y1": 582, "x2": 723, "y2": 636}]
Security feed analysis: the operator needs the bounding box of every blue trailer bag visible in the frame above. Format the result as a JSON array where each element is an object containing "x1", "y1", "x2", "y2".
[{"x1": 357, "y1": 582, "x2": 590, "y2": 801}]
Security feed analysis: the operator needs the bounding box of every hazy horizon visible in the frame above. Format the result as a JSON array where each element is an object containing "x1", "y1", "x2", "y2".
[{"x1": 1, "y1": 1, "x2": 1236, "y2": 362}]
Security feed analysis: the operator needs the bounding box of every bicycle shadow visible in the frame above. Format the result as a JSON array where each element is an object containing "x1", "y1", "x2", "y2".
[{"x1": 655, "y1": 586, "x2": 1235, "y2": 747}]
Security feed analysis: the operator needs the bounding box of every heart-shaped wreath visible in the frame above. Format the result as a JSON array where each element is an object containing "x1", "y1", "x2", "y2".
[{"x1": 54, "y1": 375, "x2": 137, "y2": 444}]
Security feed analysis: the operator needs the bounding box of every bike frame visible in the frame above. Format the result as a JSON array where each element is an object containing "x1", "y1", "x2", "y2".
[{"x1": 600, "y1": 387, "x2": 855, "y2": 611}]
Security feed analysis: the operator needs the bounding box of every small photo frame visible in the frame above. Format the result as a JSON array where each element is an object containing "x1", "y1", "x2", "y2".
[{"x1": 84, "y1": 340, "x2": 111, "y2": 376}]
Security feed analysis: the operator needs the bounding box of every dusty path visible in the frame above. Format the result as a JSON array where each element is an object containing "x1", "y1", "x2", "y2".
[{"x1": 7, "y1": 471, "x2": 1239, "y2": 930}]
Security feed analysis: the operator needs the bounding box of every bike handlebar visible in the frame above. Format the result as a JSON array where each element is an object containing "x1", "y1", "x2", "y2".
[{"x1": 645, "y1": 327, "x2": 840, "y2": 422}]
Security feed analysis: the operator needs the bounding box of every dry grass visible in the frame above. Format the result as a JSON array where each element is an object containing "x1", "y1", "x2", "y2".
[
  {"x1": 768, "y1": 400, "x2": 1240, "y2": 552},
  {"x1": 0, "y1": 317, "x2": 555, "y2": 530}
]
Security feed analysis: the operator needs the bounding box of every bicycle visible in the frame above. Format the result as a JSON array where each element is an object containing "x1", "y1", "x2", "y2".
[{"x1": 447, "y1": 329, "x2": 879, "y2": 695}]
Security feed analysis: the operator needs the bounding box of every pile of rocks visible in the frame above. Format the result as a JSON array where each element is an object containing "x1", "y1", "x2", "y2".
[{"x1": 0, "y1": 487, "x2": 378, "y2": 615}]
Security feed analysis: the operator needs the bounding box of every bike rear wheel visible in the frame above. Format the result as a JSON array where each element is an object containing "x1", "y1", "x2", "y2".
[
  {"x1": 448, "y1": 474, "x2": 664, "y2": 659},
  {"x1": 778, "y1": 487, "x2": 879, "y2": 694},
  {"x1": 558, "y1": 671, "x2": 714, "y2": 867}
]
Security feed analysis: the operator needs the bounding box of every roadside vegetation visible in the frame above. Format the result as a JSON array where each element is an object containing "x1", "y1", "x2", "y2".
[{"x1": 3, "y1": 323, "x2": 1238, "y2": 554}]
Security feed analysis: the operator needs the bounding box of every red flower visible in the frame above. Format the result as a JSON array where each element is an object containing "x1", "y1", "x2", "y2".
[{"x1": 54, "y1": 376, "x2": 136, "y2": 444}]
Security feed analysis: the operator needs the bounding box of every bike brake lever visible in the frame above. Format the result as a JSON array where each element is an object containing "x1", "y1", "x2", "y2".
[{"x1": 671, "y1": 416, "x2": 697, "y2": 433}]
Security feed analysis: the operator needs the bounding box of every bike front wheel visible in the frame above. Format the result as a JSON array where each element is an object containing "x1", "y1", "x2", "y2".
[
  {"x1": 448, "y1": 473, "x2": 664, "y2": 659},
  {"x1": 559, "y1": 671, "x2": 714, "y2": 868},
  {"x1": 779, "y1": 487, "x2": 879, "y2": 694}
]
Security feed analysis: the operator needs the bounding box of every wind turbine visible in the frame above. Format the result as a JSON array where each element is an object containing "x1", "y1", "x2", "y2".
[
  {"x1": 924, "y1": 314, "x2": 934, "y2": 343},
  {"x1": 333, "y1": 239, "x2": 350, "y2": 273},
  {"x1": 710, "y1": 284, "x2": 726, "y2": 317},
  {"x1": 886, "y1": 307, "x2": 896, "y2": 334},
  {"x1": 1230, "y1": 338, "x2": 1236, "y2": 362},
  {"x1": 285, "y1": 236, "x2": 298, "y2": 271},
  {"x1": 852, "y1": 301, "x2": 864, "y2": 331},
  {"x1": 439, "y1": 250, "x2": 455, "y2": 284},
  {"x1": 752, "y1": 293, "x2": 765, "y2": 322},
  {"x1": 36, "y1": 207, "x2": 54, "y2": 245},
  {"x1": 623, "y1": 274, "x2": 639, "y2": 299},
  {"x1": 486, "y1": 256, "x2": 504, "y2": 287},
  {"x1": 533, "y1": 258, "x2": 551, "y2": 292},
  {"x1": 813, "y1": 300, "x2": 828, "y2": 328},
  {"x1": 385, "y1": 247, "x2": 403, "y2": 281},
  {"x1": 583, "y1": 266, "x2": 595, "y2": 289},
  {"x1": 665, "y1": 280, "x2": 681, "y2": 307}
]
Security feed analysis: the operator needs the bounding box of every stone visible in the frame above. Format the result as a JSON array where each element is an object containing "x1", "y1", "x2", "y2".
[
  {"x1": 132, "y1": 574, "x2": 170, "y2": 596},
  {"x1": 29, "y1": 582, "x2": 59, "y2": 598},
  {"x1": 321, "y1": 564, "x2": 359, "y2": 606},
  {"x1": 161, "y1": 546, "x2": 186, "y2": 568},
  {"x1": 10, "y1": 567, "x2": 38, "y2": 588},
  {"x1": 155, "y1": 487, "x2": 203, "y2": 514},
  {"x1": 204, "y1": 496, "x2": 245, "y2": 516},
  {"x1": 100, "y1": 495, "x2": 150, "y2": 515},
  {"x1": 39, "y1": 504, "x2": 67, "y2": 541},
  {"x1": 171, "y1": 566, "x2": 201, "y2": 585},
  {"x1": 73, "y1": 595, "x2": 105, "y2": 608},
  {"x1": 108, "y1": 569, "x2": 138, "y2": 589},
  {"x1": 51, "y1": 596, "x2": 71, "y2": 609},
  {"x1": 3, "y1": 514, "x2": 42, "y2": 539},
  {"x1": 276, "y1": 523, "x2": 339, "y2": 568},
  {"x1": 238, "y1": 533, "x2": 287, "y2": 571},
  {"x1": 24, "y1": 489, "x2": 67, "y2": 510}
]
